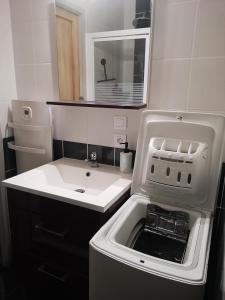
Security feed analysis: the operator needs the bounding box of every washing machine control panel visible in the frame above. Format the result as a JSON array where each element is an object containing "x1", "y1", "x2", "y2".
[{"x1": 142, "y1": 137, "x2": 209, "y2": 199}]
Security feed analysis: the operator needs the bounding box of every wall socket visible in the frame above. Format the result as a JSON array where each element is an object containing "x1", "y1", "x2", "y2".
[{"x1": 114, "y1": 134, "x2": 127, "y2": 148}]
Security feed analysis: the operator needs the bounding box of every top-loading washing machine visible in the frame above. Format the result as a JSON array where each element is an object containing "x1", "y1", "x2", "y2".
[{"x1": 89, "y1": 110, "x2": 225, "y2": 300}]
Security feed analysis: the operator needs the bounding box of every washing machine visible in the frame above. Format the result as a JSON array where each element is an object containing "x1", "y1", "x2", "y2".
[{"x1": 89, "y1": 110, "x2": 225, "y2": 300}]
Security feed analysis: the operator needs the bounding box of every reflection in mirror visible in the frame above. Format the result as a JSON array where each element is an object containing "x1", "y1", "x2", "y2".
[
  {"x1": 92, "y1": 34, "x2": 149, "y2": 103},
  {"x1": 55, "y1": 0, "x2": 153, "y2": 104}
]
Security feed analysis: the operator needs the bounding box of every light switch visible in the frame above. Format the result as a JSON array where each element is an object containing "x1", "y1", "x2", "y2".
[{"x1": 114, "y1": 116, "x2": 127, "y2": 130}]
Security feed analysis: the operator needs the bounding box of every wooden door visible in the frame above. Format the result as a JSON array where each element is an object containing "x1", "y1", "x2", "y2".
[{"x1": 56, "y1": 7, "x2": 80, "y2": 100}]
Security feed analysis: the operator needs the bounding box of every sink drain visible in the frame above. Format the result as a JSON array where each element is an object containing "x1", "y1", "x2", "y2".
[{"x1": 75, "y1": 188, "x2": 85, "y2": 193}]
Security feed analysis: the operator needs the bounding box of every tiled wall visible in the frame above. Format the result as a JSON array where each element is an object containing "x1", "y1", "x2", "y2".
[
  {"x1": 149, "y1": 2, "x2": 225, "y2": 294},
  {"x1": 52, "y1": 0, "x2": 225, "y2": 154},
  {"x1": 66, "y1": 0, "x2": 134, "y2": 32},
  {"x1": 52, "y1": 106, "x2": 142, "y2": 149},
  {"x1": 7, "y1": 0, "x2": 225, "y2": 151},
  {"x1": 150, "y1": 0, "x2": 225, "y2": 114},
  {"x1": 52, "y1": 106, "x2": 140, "y2": 166},
  {"x1": 9, "y1": 0, "x2": 142, "y2": 155},
  {"x1": 53, "y1": 139, "x2": 136, "y2": 167},
  {"x1": 0, "y1": 0, "x2": 17, "y2": 138},
  {"x1": 9, "y1": 0, "x2": 59, "y2": 102},
  {"x1": 0, "y1": 0, "x2": 17, "y2": 181},
  {"x1": 0, "y1": 0, "x2": 17, "y2": 266}
]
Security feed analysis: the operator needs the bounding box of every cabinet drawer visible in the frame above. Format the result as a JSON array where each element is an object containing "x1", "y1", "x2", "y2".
[
  {"x1": 31, "y1": 211, "x2": 97, "y2": 254},
  {"x1": 24, "y1": 243, "x2": 89, "y2": 278},
  {"x1": 17, "y1": 253, "x2": 88, "y2": 300}
]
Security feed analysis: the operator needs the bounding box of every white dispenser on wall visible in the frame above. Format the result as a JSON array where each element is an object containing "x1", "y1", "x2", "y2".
[
  {"x1": 120, "y1": 142, "x2": 133, "y2": 173},
  {"x1": 8, "y1": 100, "x2": 53, "y2": 173}
]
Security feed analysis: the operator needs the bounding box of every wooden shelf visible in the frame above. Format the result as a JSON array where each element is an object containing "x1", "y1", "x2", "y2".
[{"x1": 46, "y1": 100, "x2": 147, "y2": 110}]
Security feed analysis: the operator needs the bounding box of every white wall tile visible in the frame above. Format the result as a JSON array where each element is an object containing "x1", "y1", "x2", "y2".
[
  {"x1": 0, "y1": 0, "x2": 12, "y2": 25},
  {"x1": 87, "y1": 108, "x2": 114, "y2": 147},
  {"x1": 0, "y1": 0, "x2": 17, "y2": 138},
  {"x1": 150, "y1": 59, "x2": 190, "y2": 110},
  {"x1": 33, "y1": 21, "x2": 52, "y2": 63},
  {"x1": 15, "y1": 65, "x2": 36, "y2": 100},
  {"x1": 0, "y1": 26, "x2": 17, "y2": 98},
  {"x1": 10, "y1": 0, "x2": 58, "y2": 103},
  {"x1": 150, "y1": 0, "x2": 225, "y2": 117},
  {"x1": 31, "y1": 0, "x2": 55, "y2": 21},
  {"x1": 87, "y1": 108, "x2": 142, "y2": 149},
  {"x1": 9, "y1": 0, "x2": 32, "y2": 22},
  {"x1": 59, "y1": 107, "x2": 88, "y2": 143},
  {"x1": 34, "y1": 63, "x2": 59, "y2": 101},
  {"x1": 188, "y1": 58, "x2": 225, "y2": 112},
  {"x1": 12, "y1": 21, "x2": 34, "y2": 64},
  {"x1": 51, "y1": 106, "x2": 142, "y2": 149},
  {"x1": 193, "y1": 0, "x2": 225, "y2": 57},
  {"x1": 0, "y1": 99, "x2": 13, "y2": 138},
  {"x1": 152, "y1": 1, "x2": 197, "y2": 59},
  {"x1": 126, "y1": 110, "x2": 142, "y2": 150},
  {"x1": 0, "y1": 55, "x2": 16, "y2": 98},
  {"x1": 51, "y1": 106, "x2": 63, "y2": 140}
]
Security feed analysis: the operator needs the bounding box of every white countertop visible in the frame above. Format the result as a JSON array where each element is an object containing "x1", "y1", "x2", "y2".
[{"x1": 3, "y1": 158, "x2": 132, "y2": 212}]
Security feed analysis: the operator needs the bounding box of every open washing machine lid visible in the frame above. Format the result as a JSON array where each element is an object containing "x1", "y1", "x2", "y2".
[{"x1": 132, "y1": 111, "x2": 225, "y2": 212}]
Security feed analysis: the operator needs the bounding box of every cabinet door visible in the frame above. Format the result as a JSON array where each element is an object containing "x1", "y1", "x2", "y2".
[
  {"x1": 18, "y1": 252, "x2": 88, "y2": 300},
  {"x1": 29, "y1": 195, "x2": 102, "y2": 254},
  {"x1": 8, "y1": 189, "x2": 32, "y2": 254}
]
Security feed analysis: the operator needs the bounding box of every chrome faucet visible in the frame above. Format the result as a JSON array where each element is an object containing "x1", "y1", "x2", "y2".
[{"x1": 86, "y1": 151, "x2": 99, "y2": 168}]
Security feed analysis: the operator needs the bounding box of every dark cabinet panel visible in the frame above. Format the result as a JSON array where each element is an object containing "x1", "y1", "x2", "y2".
[{"x1": 7, "y1": 188, "x2": 130, "y2": 298}]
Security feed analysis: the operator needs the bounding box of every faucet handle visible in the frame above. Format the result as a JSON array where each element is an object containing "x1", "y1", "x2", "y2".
[{"x1": 90, "y1": 152, "x2": 97, "y2": 161}]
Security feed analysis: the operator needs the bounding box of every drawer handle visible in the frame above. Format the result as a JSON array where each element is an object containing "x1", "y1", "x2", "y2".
[
  {"x1": 35, "y1": 223, "x2": 67, "y2": 239},
  {"x1": 37, "y1": 264, "x2": 69, "y2": 282}
]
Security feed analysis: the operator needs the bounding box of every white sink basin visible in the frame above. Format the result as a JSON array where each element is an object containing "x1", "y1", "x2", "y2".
[
  {"x1": 3, "y1": 158, "x2": 132, "y2": 212},
  {"x1": 29, "y1": 160, "x2": 123, "y2": 196}
]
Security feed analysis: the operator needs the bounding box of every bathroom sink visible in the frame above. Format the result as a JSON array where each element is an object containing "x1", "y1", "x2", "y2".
[{"x1": 3, "y1": 158, "x2": 132, "y2": 212}]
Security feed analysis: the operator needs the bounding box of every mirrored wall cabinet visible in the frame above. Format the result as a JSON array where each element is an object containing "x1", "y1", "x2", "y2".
[{"x1": 47, "y1": 0, "x2": 153, "y2": 109}]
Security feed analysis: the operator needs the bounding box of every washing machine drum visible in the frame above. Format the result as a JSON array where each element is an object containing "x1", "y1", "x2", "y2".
[{"x1": 127, "y1": 204, "x2": 190, "y2": 264}]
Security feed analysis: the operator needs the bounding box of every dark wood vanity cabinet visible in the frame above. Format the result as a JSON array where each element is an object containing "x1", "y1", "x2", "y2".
[{"x1": 7, "y1": 188, "x2": 130, "y2": 299}]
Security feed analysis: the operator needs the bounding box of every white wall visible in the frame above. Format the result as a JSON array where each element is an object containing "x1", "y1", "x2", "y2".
[
  {"x1": 52, "y1": 105, "x2": 142, "y2": 150},
  {"x1": 149, "y1": 1, "x2": 225, "y2": 298},
  {"x1": 0, "y1": 0, "x2": 17, "y2": 138},
  {"x1": 9, "y1": 0, "x2": 142, "y2": 150},
  {"x1": 10, "y1": 0, "x2": 59, "y2": 102},
  {"x1": 85, "y1": 0, "x2": 124, "y2": 33},
  {"x1": 66, "y1": 0, "x2": 133, "y2": 32},
  {"x1": 0, "y1": 0, "x2": 17, "y2": 266},
  {"x1": 9, "y1": 0, "x2": 225, "y2": 148},
  {"x1": 124, "y1": 0, "x2": 136, "y2": 30},
  {"x1": 149, "y1": 0, "x2": 225, "y2": 114}
]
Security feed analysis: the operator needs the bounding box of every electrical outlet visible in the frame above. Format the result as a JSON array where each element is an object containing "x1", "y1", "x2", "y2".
[{"x1": 114, "y1": 134, "x2": 127, "y2": 148}]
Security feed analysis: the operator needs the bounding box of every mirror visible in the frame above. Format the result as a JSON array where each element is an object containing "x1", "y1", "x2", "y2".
[{"x1": 55, "y1": 0, "x2": 153, "y2": 104}]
